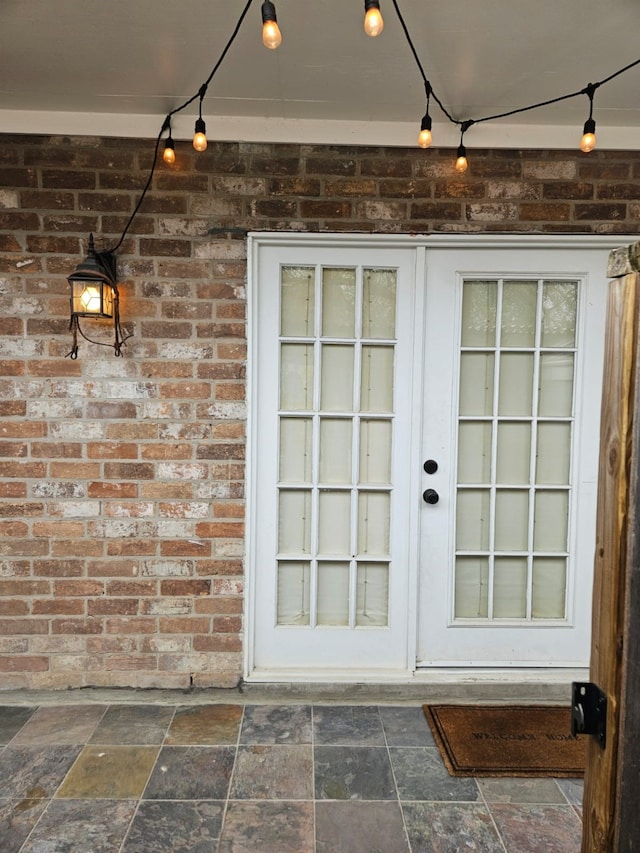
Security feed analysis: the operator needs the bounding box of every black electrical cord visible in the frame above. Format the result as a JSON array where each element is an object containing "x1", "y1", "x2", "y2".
[
  {"x1": 391, "y1": 0, "x2": 640, "y2": 131},
  {"x1": 109, "y1": 0, "x2": 256, "y2": 253},
  {"x1": 109, "y1": 0, "x2": 640, "y2": 255}
]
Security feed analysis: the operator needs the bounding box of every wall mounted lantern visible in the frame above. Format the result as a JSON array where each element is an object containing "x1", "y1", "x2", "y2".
[{"x1": 67, "y1": 234, "x2": 128, "y2": 358}]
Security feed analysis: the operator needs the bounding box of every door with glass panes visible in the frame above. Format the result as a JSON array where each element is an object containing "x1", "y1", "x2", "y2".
[
  {"x1": 248, "y1": 236, "x2": 608, "y2": 677},
  {"x1": 417, "y1": 247, "x2": 606, "y2": 666}
]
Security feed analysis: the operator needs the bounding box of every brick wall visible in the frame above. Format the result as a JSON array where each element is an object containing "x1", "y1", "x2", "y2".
[{"x1": 1, "y1": 133, "x2": 639, "y2": 690}]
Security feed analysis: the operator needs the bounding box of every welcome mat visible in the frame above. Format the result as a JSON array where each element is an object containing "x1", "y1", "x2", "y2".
[{"x1": 423, "y1": 704, "x2": 585, "y2": 777}]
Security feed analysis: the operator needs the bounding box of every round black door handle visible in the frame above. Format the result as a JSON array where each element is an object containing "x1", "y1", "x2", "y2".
[
  {"x1": 423, "y1": 459, "x2": 438, "y2": 474},
  {"x1": 423, "y1": 489, "x2": 439, "y2": 505}
]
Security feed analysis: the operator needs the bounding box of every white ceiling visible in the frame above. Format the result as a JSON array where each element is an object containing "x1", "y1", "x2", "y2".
[{"x1": 1, "y1": 0, "x2": 640, "y2": 149}]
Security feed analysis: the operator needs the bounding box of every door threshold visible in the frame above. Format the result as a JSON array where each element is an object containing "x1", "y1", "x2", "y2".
[{"x1": 242, "y1": 666, "x2": 587, "y2": 704}]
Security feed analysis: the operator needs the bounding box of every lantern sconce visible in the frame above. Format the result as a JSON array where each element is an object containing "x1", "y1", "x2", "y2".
[{"x1": 67, "y1": 234, "x2": 130, "y2": 359}]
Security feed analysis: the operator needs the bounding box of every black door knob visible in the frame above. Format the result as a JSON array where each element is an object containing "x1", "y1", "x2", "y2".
[
  {"x1": 423, "y1": 459, "x2": 438, "y2": 474},
  {"x1": 423, "y1": 488, "x2": 439, "y2": 504}
]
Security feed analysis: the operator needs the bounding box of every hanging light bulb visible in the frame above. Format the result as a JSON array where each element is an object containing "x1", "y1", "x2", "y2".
[
  {"x1": 261, "y1": 1, "x2": 282, "y2": 49},
  {"x1": 193, "y1": 118, "x2": 207, "y2": 152},
  {"x1": 364, "y1": 0, "x2": 384, "y2": 36},
  {"x1": 579, "y1": 83, "x2": 597, "y2": 154},
  {"x1": 580, "y1": 117, "x2": 596, "y2": 153},
  {"x1": 163, "y1": 135, "x2": 176, "y2": 165},
  {"x1": 193, "y1": 89, "x2": 208, "y2": 152},
  {"x1": 418, "y1": 113, "x2": 432, "y2": 149},
  {"x1": 455, "y1": 143, "x2": 468, "y2": 173}
]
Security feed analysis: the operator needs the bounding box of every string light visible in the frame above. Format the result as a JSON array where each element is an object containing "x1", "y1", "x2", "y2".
[
  {"x1": 364, "y1": 1, "x2": 384, "y2": 37},
  {"x1": 580, "y1": 83, "x2": 598, "y2": 153},
  {"x1": 454, "y1": 122, "x2": 472, "y2": 172},
  {"x1": 418, "y1": 83, "x2": 433, "y2": 148},
  {"x1": 163, "y1": 124, "x2": 176, "y2": 164},
  {"x1": 261, "y1": 1, "x2": 282, "y2": 49},
  {"x1": 454, "y1": 144, "x2": 468, "y2": 173},
  {"x1": 389, "y1": 0, "x2": 640, "y2": 164},
  {"x1": 83, "y1": 0, "x2": 640, "y2": 266},
  {"x1": 193, "y1": 88, "x2": 208, "y2": 152}
]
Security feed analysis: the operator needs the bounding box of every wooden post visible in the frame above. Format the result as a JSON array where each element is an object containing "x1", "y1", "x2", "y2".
[{"x1": 581, "y1": 243, "x2": 640, "y2": 852}]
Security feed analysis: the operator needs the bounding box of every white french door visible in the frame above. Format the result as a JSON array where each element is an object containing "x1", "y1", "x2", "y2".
[
  {"x1": 247, "y1": 239, "x2": 420, "y2": 676},
  {"x1": 417, "y1": 247, "x2": 607, "y2": 666},
  {"x1": 247, "y1": 234, "x2": 612, "y2": 679}
]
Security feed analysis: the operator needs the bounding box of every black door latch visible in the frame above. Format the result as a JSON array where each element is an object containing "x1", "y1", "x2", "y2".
[{"x1": 571, "y1": 681, "x2": 607, "y2": 749}]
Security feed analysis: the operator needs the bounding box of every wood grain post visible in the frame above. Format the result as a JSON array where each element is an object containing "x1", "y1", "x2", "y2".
[{"x1": 582, "y1": 243, "x2": 640, "y2": 852}]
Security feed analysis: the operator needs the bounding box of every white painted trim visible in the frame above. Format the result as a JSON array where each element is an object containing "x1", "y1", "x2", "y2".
[
  {"x1": 245, "y1": 666, "x2": 589, "y2": 685},
  {"x1": 2, "y1": 110, "x2": 639, "y2": 151},
  {"x1": 249, "y1": 232, "x2": 637, "y2": 252}
]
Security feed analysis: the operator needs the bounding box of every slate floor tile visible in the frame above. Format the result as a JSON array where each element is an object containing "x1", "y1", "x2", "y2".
[
  {"x1": 218, "y1": 801, "x2": 314, "y2": 853},
  {"x1": 56, "y1": 746, "x2": 158, "y2": 799},
  {"x1": 315, "y1": 745, "x2": 396, "y2": 800},
  {"x1": 0, "y1": 797, "x2": 48, "y2": 853},
  {"x1": 0, "y1": 707, "x2": 36, "y2": 745},
  {"x1": 379, "y1": 705, "x2": 435, "y2": 747},
  {"x1": 313, "y1": 705, "x2": 385, "y2": 746},
  {"x1": 240, "y1": 704, "x2": 312, "y2": 744},
  {"x1": 166, "y1": 704, "x2": 242, "y2": 745},
  {"x1": 390, "y1": 747, "x2": 480, "y2": 802},
  {"x1": 121, "y1": 800, "x2": 225, "y2": 852},
  {"x1": 89, "y1": 704, "x2": 174, "y2": 745},
  {"x1": 0, "y1": 745, "x2": 82, "y2": 800},
  {"x1": 11, "y1": 705, "x2": 105, "y2": 746},
  {"x1": 231, "y1": 744, "x2": 313, "y2": 799},
  {"x1": 478, "y1": 777, "x2": 567, "y2": 804},
  {"x1": 143, "y1": 746, "x2": 235, "y2": 800},
  {"x1": 316, "y1": 800, "x2": 410, "y2": 853},
  {"x1": 556, "y1": 777, "x2": 584, "y2": 807},
  {"x1": 490, "y1": 803, "x2": 582, "y2": 852},
  {"x1": 403, "y1": 802, "x2": 505, "y2": 853},
  {"x1": 19, "y1": 798, "x2": 136, "y2": 853}
]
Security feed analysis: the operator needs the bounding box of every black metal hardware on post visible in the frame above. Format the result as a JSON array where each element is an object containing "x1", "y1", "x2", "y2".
[
  {"x1": 571, "y1": 681, "x2": 607, "y2": 749},
  {"x1": 423, "y1": 489, "x2": 439, "y2": 505}
]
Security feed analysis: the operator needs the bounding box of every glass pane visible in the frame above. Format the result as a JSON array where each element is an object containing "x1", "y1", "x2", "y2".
[
  {"x1": 455, "y1": 557, "x2": 489, "y2": 618},
  {"x1": 495, "y1": 490, "x2": 529, "y2": 551},
  {"x1": 280, "y1": 343, "x2": 314, "y2": 410},
  {"x1": 533, "y1": 491, "x2": 568, "y2": 551},
  {"x1": 536, "y1": 422, "x2": 571, "y2": 485},
  {"x1": 359, "y1": 419, "x2": 392, "y2": 485},
  {"x1": 280, "y1": 266, "x2": 315, "y2": 337},
  {"x1": 456, "y1": 489, "x2": 490, "y2": 551},
  {"x1": 361, "y1": 346, "x2": 394, "y2": 412},
  {"x1": 458, "y1": 421, "x2": 492, "y2": 483},
  {"x1": 501, "y1": 281, "x2": 537, "y2": 347},
  {"x1": 317, "y1": 562, "x2": 350, "y2": 626},
  {"x1": 496, "y1": 422, "x2": 531, "y2": 484},
  {"x1": 318, "y1": 491, "x2": 351, "y2": 555},
  {"x1": 532, "y1": 557, "x2": 567, "y2": 618},
  {"x1": 356, "y1": 562, "x2": 389, "y2": 626},
  {"x1": 278, "y1": 490, "x2": 311, "y2": 554},
  {"x1": 322, "y1": 268, "x2": 356, "y2": 338},
  {"x1": 320, "y1": 345, "x2": 354, "y2": 411},
  {"x1": 542, "y1": 281, "x2": 577, "y2": 348},
  {"x1": 319, "y1": 419, "x2": 352, "y2": 484},
  {"x1": 461, "y1": 281, "x2": 497, "y2": 347},
  {"x1": 538, "y1": 353, "x2": 574, "y2": 417},
  {"x1": 277, "y1": 562, "x2": 310, "y2": 625},
  {"x1": 362, "y1": 269, "x2": 396, "y2": 339},
  {"x1": 279, "y1": 418, "x2": 312, "y2": 483},
  {"x1": 358, "y1": 491, "x2": 390, "y2": 556},
  {"x1": 459, "y1": 353, "x2": 495, "y2": 416},
  {"x1": 498, "y1": 353, "x2": 534, "y2": 416},
  {"x1": 493, "y1": 557, "x2": 528, "y2": 618}
]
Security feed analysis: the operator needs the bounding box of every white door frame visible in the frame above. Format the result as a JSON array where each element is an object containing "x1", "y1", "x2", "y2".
[{"x1": 245, "y1": 232, "x2": 632, "y2": 683}]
